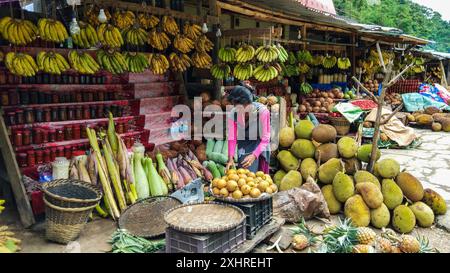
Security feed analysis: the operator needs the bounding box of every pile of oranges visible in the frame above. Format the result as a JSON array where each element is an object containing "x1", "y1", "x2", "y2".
[{"x1": 211, "y1": 168, "x2": 278, "y2": 200}]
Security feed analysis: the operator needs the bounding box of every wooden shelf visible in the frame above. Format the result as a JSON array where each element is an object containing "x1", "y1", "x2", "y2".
[
  {"x1": 0, "y1": 83, "x2": 131, "y2": 92},
  {"x1": 1, "y1": 100, "x2": 130, "y2": 111}
]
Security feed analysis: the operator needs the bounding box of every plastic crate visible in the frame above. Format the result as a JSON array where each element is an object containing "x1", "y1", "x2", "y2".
[
  {"x1": 165, "y1": 221, "x2": 246, "y2": 253},
  {"x1": 217, "y1": 197, "x2": 273, "y2": 239}
]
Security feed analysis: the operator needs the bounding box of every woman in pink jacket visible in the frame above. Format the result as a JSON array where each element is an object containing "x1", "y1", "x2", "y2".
[{"x1": 225, "y1": 85, "x2": 271, "y2": 173}]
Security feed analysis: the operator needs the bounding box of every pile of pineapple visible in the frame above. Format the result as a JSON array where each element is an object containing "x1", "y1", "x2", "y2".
[{"x1": 211, "y1": 169, "x2": 278, "y2": 200}]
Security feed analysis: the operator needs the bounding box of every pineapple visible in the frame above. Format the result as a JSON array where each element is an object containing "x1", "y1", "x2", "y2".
[
  {"x1": 390, "y1": 246, "x2": 402, "y2": 253},
  {"x1": 292, "y1": 234, "x2": 309, "y2": 251},
  {"x1": 320, "y1": 218, "x2": 358, "y2": 253},
  {"x1": 356, "y1": 227, "x2": 376, "y2": 245},
  {"x1": 374, "y1": 236, "x2": 392, "y2": 253},
  {"x1": 399, "y1": 235, "x2": 420, "y2": 253},
  {"x1": 291, "y1": 218, "x2": 318, "y2": 251},
  {"x1": 352, "y1": 244, "x2": 375, "y2": 253}
]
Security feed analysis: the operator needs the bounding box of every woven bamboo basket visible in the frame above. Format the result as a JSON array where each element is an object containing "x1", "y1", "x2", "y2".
[
  {"x1": 42, "y1": 179, "x2": 102, "y2": 208},
  {"x1": 329, "y1": 116, "x2": 351, "y2": 135},
  {"x1": 44, "y1": 198, "x2": 98, "y2": 244}
]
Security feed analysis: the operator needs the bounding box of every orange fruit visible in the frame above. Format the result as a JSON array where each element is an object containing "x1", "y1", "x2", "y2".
[
  {"x1": 258, "y1": 181, "x2": 270, "y2": 192},
  {"x1": 222, "y1": 176, "x2": 228, "y2": 181},
  {"x1": 227, "y1": 169, "x2": 237, "y2": 175},
  {"x1": 226, "y1": 180, "x2": 238, "y2": 192},
  {"x1": 256, "y1": 171, "x2": 265, "y2": 178},
  {"x1": 245, "y1": 177, "x2": 254, "y2": 183},
  {"x1": 228, "y1": 174, "x2": 240, "y2": 181},
  {"x1": 212, "y1": 187, "x2": 220, "y2": 195},
  {"x1": 266, "y1": 187, "x2": 273, "y2": 194},
  {"x1": 243, "y1": 195, "x2": 250, "y2": 199},
  {"x1": 270, "y1": 184, "x2": 278, "y2": 193},
  {"x1": 250, "y1": 188, "x2": 262, "y2": 198},
  {"x1": 217, "y1": 179, "x2": 227, "y2": 189},
  {"x1": 212, "y1": 178, "x2": 220, "y2": 187},
  {"x1": 241, "y1": 185, "x2": 251, "y2": 195},
  {"x1": 238, "y1": 173, "x2": 247, "y2": 179},
  {"x1": 237, "y1": 168, "x2": 246, "y2": 174},
  {"x1": 232, "y1": 190, "x2": 243, "y2": 199},
  {"x1": 237, "y1": 178, "x2": 246, "y2": 187},
  {"x1": 247, "y1": 181, "x2": 256, "y2": 188},
  {"x1": 247, "y1": 172, "x2": 256, "y2": 178},
  {"x1": 219, "y1": 188, "x2": 229, "y2": 197}
]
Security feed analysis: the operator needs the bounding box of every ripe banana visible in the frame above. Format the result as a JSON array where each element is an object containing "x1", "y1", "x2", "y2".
[
  {"x1": 323, "y1": 55, "x2": 337, "y2": 69},
  {"x1": 169, "y1": 52, "x2": 191, "y2": 72},
  {"x1": 85, "y1": 5, "x2": 111, "y2": 27},
  {"x1": 5, "y1": 52, "x2": 39, "y2": 77},
  {"x1": 162, "y1": 15, "x2": 179, "y2": 35},
  {"x1": 138, "y1": 13, "x2": 159, "y2": 29},
  {"x1": 72, "y1": 21, "x2": 99, "y2": 48},
  {"x1": 253, "y1": 64, "x2": 278, "y2": 82},
  {"x1": 183, "y1": 23, "x2": 202, "y2": 40},
  {"x1": 0, "y1": 17, "x2": 38, "y2": 45},
  {"x1": 148, "y1": 28, "x2": 171, "y2": 50},
  {"x1": 255, "y1": 45, "x2": 279, "y2": 63},
  {"x1": 173, "y1": 34, "x2": 194, "y2": 54},
  {"x1": 218, "y1": 47, "x2": 236, "y2": 63},
  {"x1": 196, "y1": 35, "x2": 213, "y2": 52},
  {"x1": 337, "y1": 57, "x2": 351, "y2": 70},
  {"x1": 191, "y1": 51, "x2": 212, "y2": 69},
  {"x1": 296, "y1": 50, "x2": 313, "y2": 64},
  {"x1": 312, "y1": 55, "x2": 324, "y2": 66},
  {"x1": 112, "y1": 10, "x2": 135, "y2": 30},
  {"x1": 38, "y1": 18, "x2": 68, "y2": 43},
  {"x1": 122, "y1": 26, "x2": 148, "y2": 46},
  {"x1": 97, "y1": 23, "x2": 124, "y2": 48},
  {"x1": 37, "y1": 51, "x2": 70, "y2": 74},
  {"x1": 97, "y1": 49, "x2": 128, "y2": 74},
  {"x1": 233, "y1": 63, "x2": 253, "y2": 81},
  {"x1": 150, "y1": 53, "x2": 169, "y2": 75},
  {"x1": 124, "y1": 52, "x2": 149, "y2": 73},
  {"x1": 210, "y1": 63, "x2": 231, "y2": 80},
  {"x1": 235, "y1": 44, "x2": 255, "y2": 63},
  {"x1": 68, "y1": 50, "x2": 100, "y2": 74}
]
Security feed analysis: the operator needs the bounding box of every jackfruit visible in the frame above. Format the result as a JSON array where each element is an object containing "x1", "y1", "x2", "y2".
[
  {"x1": 431, "y1": 122, "x2": 442, "y2": 132},
  {"x1": 441, "y1": 118, "x2": 450, "y2": 132},
  {"x1": 432, "y1": 113, "x2": 450, "y2": 123},
  {"x1": 279, "y1": 170, "x2": 302, "y2": 191},
  {"x1": 343, "y1": 158, "x2": 361, "y2": 175},
  {"x1": 318, "y1": 158, "x2": 344, "y2": 184},
  {"x1": 279, "y1": 127, "x2": 295, "y2": 148},
  {"x1": 396, "y1": 172, "x2": 424, "y2": 202},
  {"x1": 416, "y1": 114, "x2": 433, "y2": 126},
  {"x1": 311, "y1": 124, "x2": 337, "y2": 144},
  {"x1": 300, "y1": 158, "x2": 317, "y2": 180},
  {"x1": 424, "y1": 106, "x2": 441, "y2": 115},
  {"x1": 354, "y1": 170, "x2": 381, "y2": 189},
  {"x1": 356, "y1": 182, "x2": 383, "y2": 209},
  {"x1": 357, "y1": 144, "x2": 380, "y2": 163},
  {"x1": 332, "y1": 172, "x2": 355, "y2": 203},
  {"x1": 370, "y1": 203, "x2": 390, "y2": 229},
  {"x1": 381, "y1": 179, "x2": 404, "y2": 210},
  {"x1": 337, "y1": 137, "x2": 358, "y2": 158},
  {"x1": 277, "y1": 150, "x2": 300, "y2": 172},
  {"x1": 422, "y1": 188, "x2": 447, "y2": 215},
  {"x1": 409, "y1": 201, "x2": 435, "y2": 228},
  {"x1": 392, "y1": 205, "x2": 416, "y2": 233},
  {"x1": 373, "y1": 162, "x2": 381, "y2": 178},
  {"x1": 377, "y1": 158, "x2": 400, "y2": 179},
  {"x1": 295, "y1": 119, "x2": 315, "y2": 140},
  {"x1": 322, "y1": 185, "x2": 342, "y2": 214},
  {"x1": 291, "y1": 139, "x2": 316, "y2": 159},
  {"x1": 273, "y1": 170, "x2": 287, "y2": 187},
  {"x1": 315, "y1": 143, "x2": 338, "y2": 163},
  {"x1": 344, "y1": 194, "x2": 371, "y2": 227}
]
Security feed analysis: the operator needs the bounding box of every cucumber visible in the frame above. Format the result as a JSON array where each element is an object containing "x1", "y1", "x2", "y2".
[
  {"x1": 221, "y1": 139, "x2": 228, "y2": 157},
  {"x1": 213, "y1": 140, "x2": 224, "y2": 153},
  {"x1": 206, "y1": 139, "x2": 215, "y2": 155},
  {"x1": 206, "y1": 161, "x2": 221, "y2": 179},
  {"x1": 207, "y1": 152, "x2": 228, "y2": 165},
  {"x1": 217, "y1": 164, "x2": 226, "y2": 177}
]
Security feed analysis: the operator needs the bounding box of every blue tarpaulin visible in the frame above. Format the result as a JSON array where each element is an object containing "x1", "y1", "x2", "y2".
[{"x1": 401, "y1": 93, "x2": 450, "y2": 112}]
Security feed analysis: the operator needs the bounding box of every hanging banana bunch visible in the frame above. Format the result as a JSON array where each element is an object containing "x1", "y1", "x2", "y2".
[
  {"x1": 68, "y1": 50, "x2": 100, "y2": 74},
  {"x1": 37, "y1": 51, "x2": 70, "y2": 75},
  {"x1": 38, "y1": 18, "x2": 68, "y2": 43},
  {"x1": 196, "y1": 35, "x2": 213, "y2": 52},
  {"x1": 210, "y1": 64, "x2": 231, "y2": 80},
  {"x1": 183, "y1": 22, "x2": 202, "y2": 40},
  {"x1": 169, "y1": 52, "x2": 191, "y2": 72},
  {"x1": 255, "y1": 45, "x2": 279, "y2": 63},
  {"x1": 322, "y1": 55, "x2": 337, "y2": 69},
  {"x1": 148, "y1": 28, "x2": 171, "y2": 50},
  {"x1": 296, "y1": 50, "x2": 313, "y2": 64},
  {"x1": 277, "y1": 44, "x2": 289, "y2": 63},
  {"x1": 233, "y1": 63, "x2": 253, "y2": 81},
  {"x1": 337, "y1": 57, "x2": 351, "y2": 70},
  {"x1": 138, "y1": 13, "x2": 159, "y2": 29},
  {"x1": 0, "y1": 17, "x2": 39, "y2": 45},
  {"x1": 191, "y1": 51, "x2": 212, "y2": 69},
  {"x1": 312, "y1": 55, "x2": 324, "y2": 66},
  {"x1": 72, "y1": 21, "x2": 99, "y2": 48},
  {"x1": 122, "y1": 25, "x2": 148, "y2": 46},
  {"x1": 124, "y1": 52, "x2": 150, "y2": 73},
  {"x1": 85, "y1": 5, "x2": 111, "y2": 27},
  {"x1": 97, "y1": 49, "x2": 128, "y2": 74},
  {"x1": 112, "y1": 10, "x2": 136, "y2": 30},
  {"x1": 150, "y1": 53, "x2": 170, "y2": 75},
  {"x1": 298, "y1": 63, "x2": 310, "y2": 74},
  {"x1": 236, "y1": 44, "x2": 255, "y2": 63},
  {"x1": 253, "y1": 64, "x2": 278, "y2": 82},
  {"x1": 218, "y1": 47, "x2": 237, "y2": 63},
  {"x1": 173, "y1": 34, "x2": 194, "y2": 54},
  {"x1": 162, "y1": 15, "x2": 179, "y2": 35},
  {"x1": 98, "y1": 23, "x2": 124, "y2": 48},
  {"x1": 5, "y1": 52, "x2": 39, "y2": 77}
]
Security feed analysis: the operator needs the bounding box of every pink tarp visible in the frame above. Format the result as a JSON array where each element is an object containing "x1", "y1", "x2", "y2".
[{"x1": 296, "y1": 0, "x2": 336, "y2": 15}]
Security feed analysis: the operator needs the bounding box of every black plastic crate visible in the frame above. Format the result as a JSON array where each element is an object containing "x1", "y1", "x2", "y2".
[
  {"x1": 165, "y1": 221, "x2": 246, "y2": 253},
  {"x1": 218, "y1": 197, "x2": 273, "y2": 239}
]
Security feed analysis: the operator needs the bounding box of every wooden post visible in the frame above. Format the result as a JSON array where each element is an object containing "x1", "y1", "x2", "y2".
[
  {"x1": 301, "y1": 25, "x2": 307, "y2": 50},
  {"x1": 209, "y1": 0, "x2": 221, "y2": 99},
  {"x1": 351, "y1": 32, "x2": 357, "y2": 77},
  {"x1": 0, "y1": 110, "x2": 35, "y2": 227}
]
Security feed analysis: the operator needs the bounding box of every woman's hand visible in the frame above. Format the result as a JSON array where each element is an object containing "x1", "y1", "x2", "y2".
[
  {"x1": 241, "y1": 154, "x2": 256, "y2": 169},
  {"x1": 226, "y1": 158, "x2": 235, "y2": 172}
]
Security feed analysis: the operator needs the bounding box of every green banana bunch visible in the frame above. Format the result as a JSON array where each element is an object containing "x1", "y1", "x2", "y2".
[
  {"x1": 37, "y1": 51, "x2": 70, "y2": 75},
  {"x1": 285, "y1": 64, "x2": 299, "y2": 77},
  {"x1": 296, "y1": 50, "x2": 313, "y2": 64},
  {"x1": 38, "y1": 18, "x2": 68, "y2": 43},
  {"x1": 323, "y1": 55, "x2": 337, "y2": 69},
  {"x1": 277, "y1": 44, "x2": 289, "y2": 63},
  {"x1": 5, "y1": 52, "x2": 39, "y2": 77},
  {"x1": 233, "y1": 63, "x2": 253, "y2": 80},
  {"x1": 288, "y1": 51, "x2": 297, "y2": 65},
  {"x1": 72, "y1": 21, "x2": 99, "y2": 48},
  {"x1": 210, "y1": 63, "x2": 231, "y2": 80},
  {"x1": 235, "y1": 44, "x2": 255, "y2": 63},
  {"x1": 122, "y1": 26, "x2": 148, "y2": 46},
  {"x1": 300, "y1": 82, "x2": 313, "y2": 94},
  {"x1": 124, "y1": 52, "x2": 149, "y2": 73},
  {"x1": 337, "y1": 57, "x2": 351, "y2": 70},
  {"x1": 298, "y1": 63, "x2": 310, "y2": 74},
  {"x1": 0, "y1": 17, "x2": 38, "y2": 45},
  {"x1": 312, "y1": 55, "x2": 324, "y2": 66},
  {"x1": 253, "y1": 64, "x2": 278, "y2": 82},
  {"x1": 68, "y1": 50, "x2": 100, "y2": 74},
  {"x1": 256, "y1": 45, "x2": 279, "y2": 63},
  {"x1": 98, "y1": 23, "x2": 124, "y2": 48},
  {"x1": 97, "y1": 49, "x2": 128, "y2": 74},
  {"x1": 218, "y1": 47, "x2": 236, "y2": 63}
]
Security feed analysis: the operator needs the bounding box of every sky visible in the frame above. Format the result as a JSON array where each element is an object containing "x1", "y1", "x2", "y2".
[{"x1": 411, "y1": 0, "x2": 450, "y2": 21}]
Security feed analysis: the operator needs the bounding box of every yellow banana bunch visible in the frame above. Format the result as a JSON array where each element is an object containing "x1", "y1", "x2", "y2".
[
  {"x1": 255, "y1": 45, "x2": 279, "y2": 63},
  {"x1": 183, "y1": 23, "x2": 202, "y2": 40},
  {"x1": 68, "y1": 50, "x2": 100, "y2": 74},
  {"x1": 162, "y1": 15, "x2": 179, "y2": 35},
  {"x1": 191, "y1": 51, "x2": 212, "y2": 69},
  {"x1": 0, "y1": 225, "x2": 21, "y2": 253},
  {"x1": 169, "y1": 52, "x2": 191, "y2": 72},
  {"x1": 97, "y1": 49, "x2": 128, "y2": 74},
  {"x1": 173, "y1": 34, "x2": 194, "y2": 54},
  {"x1": 196, "y1": 35, "x2": 213, "y2": 52},
  {"x1": 312, "y1": 55, "x2": 324, "y2": 66},
  {"x1": 72, "y1": 21, "x2": 99, "y2": 48},
  {"x1": 124, "y1": 52, "x2": 149, "y2": 73},
  {"x1": 138, "y1": 13, "x2": 159, "y2": 29},
  {"x1": 322, "y1": 55, "x2": 337, "y2": 69},
  {"x1": 85, "y1": 5, "x2": 111, "y2": 27},
  {"x1": 5, "y1": 52, "x2": 39, "y2": 77},
  {"x1": 98, "y1": 23, "x2": 124, "y2": 48},
  {"x1": 0, "y1": 199, "x2": 5, "y2": 214},
  {"x1": 148, "y1": 28, "x2": 171, "y2": 50},
  {"x1": 210, "y1": 64, "x2": 231, "y2": 80},
  {"x1": 253, "y1": 64, "x2": 278, "y2": 82},
  {"x1": 233, "y1": 63, "x2": 253, "y2": 81},
  {"x1": 0, "y1": 17, "x2": 38, "y2": 45},
  {"x1": 112, "y1": 10, "x2": 136, "y2": 30},
  {"x1": 150, "y1": 53, "x2": 169, "y2": 75},
  {"x1": 37, "y1": 51, "x2": 70, "y2": 75},
  {"x1": 337, "y1": 57, "x2": 351, "y2": 70},
  {"x1": 298, "y1": 63, "x2": 310, "y2": 74},
  {"x1": 38, "y1": 18, "x2": 68, "y2": 43},
  {"x1": 236, "y1": 44, "x2": 255, "y2": 63},
  {"x1": 218, "y1": 47, "x2": 236, "y2": 63},
  {"x1": 122, "y1": 26, "x2": 148, "y2": 46}
]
